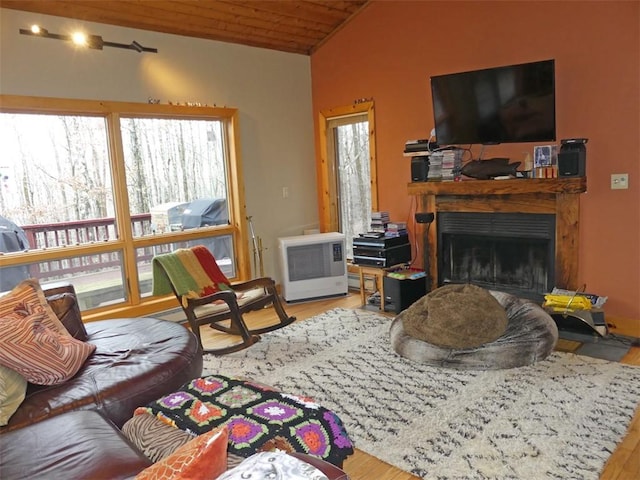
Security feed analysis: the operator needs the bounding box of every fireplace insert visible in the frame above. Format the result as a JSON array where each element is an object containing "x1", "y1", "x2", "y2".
[{"x1": 438, "y1": 212, "x2": 555, "y2": 302}]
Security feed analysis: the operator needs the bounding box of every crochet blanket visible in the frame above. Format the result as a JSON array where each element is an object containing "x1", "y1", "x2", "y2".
[
  {"x1": 135, "y1": 375, "x2": 354, "y2": 467},
  {"x1": 152, "y1": 245, "x2": 231, "y2": 300}
]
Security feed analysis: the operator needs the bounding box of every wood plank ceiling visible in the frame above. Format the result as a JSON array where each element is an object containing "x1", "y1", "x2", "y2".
[{"x1": 0, "y1": 0, "x2": 370, "y2": 55}]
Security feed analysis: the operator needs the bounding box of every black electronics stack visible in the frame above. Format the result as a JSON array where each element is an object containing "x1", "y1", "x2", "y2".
[{"x1": 352, "y1": 232, "x2": 411, "y2": 267}]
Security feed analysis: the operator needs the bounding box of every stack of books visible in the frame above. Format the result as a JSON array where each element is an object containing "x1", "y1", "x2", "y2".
[{"x1": 370, "y1": 211, "x2": 390, "y2": 233}]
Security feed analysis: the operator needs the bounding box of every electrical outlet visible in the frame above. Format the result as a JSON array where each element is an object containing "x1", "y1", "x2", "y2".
[
  {"x1": 282, "y1": 186, "x2": 289, "y2": 198},
  {"x1": 611, "y1": 173, "x2": 629, "y2": 190}
]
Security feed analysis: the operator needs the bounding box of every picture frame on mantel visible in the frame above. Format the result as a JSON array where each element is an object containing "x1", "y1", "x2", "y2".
[{"x1": 534, "y1": 145, "x2": 558, "y2": 167}]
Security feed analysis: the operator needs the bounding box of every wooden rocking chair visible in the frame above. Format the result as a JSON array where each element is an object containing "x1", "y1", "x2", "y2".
[{"x1": 152, "y1": 245, "x2": 296, "y2": 355}]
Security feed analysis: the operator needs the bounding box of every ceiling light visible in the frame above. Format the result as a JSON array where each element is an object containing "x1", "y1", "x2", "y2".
[
  {"x1": 19, "y1": 26, "x2": 157, "y2": 53},
  {"x1": 30, "y1": 24, "x2": 46, "y2": 35},
  {"x1": 71, "y1": 32, "x2": 87, "y2": 46}
]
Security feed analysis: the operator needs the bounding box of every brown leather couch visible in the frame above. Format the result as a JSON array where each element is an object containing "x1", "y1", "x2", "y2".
[
  {"x1": 0, "y1": 283, "x2": 349, "y2": 479},
  {"x1": 1, "y1": 282, "x2": 204, "y2": 432},
  {"x1": 1, "y1": 410, "x2": 349, "y2": 480}
]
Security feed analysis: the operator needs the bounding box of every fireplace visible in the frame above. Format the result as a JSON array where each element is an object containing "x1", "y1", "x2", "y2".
[
  {"x1": 407, "y1": 177, "x2": 587, "y2": 298},
  {"x1": 437, "y1": 212, "x2": 555, "y2": 302}
]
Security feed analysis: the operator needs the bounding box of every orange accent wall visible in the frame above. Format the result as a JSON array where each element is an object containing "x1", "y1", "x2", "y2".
[{"x1": 311, "y1": 1, "x2": 639, "y2": 322}]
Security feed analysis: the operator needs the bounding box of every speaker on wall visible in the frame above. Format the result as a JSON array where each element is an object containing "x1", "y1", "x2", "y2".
[
  {"x1": 558, "y1": 138, "x2": 587, "y2": 177},
  {"x1": 411, "y1": 156, "x2": 429, "y2": 182}
]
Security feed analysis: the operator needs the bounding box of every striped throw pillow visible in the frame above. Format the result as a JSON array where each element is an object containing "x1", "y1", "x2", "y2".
[
  {"x1": 0, "y1": 311, "x2": 95, "y2": 385},
  {"x1": 0, "y1": 279, "x2": 71, "y2": 336}
]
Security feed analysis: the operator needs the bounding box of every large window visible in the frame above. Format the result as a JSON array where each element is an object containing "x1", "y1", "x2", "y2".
[{"x1": 0, "y1": 95, "x2": 249, "y2": 319}]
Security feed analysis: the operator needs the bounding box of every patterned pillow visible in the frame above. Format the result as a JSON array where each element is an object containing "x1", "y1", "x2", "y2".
[
  {"x1": 0, "y1": 364, "x2": 27, "y2": 426},
  {"x1": 122, "y1": 412, "x2": 246, "y2": 467},
  {"x1": 0, "y1": 311, "x2": 96, "y2": 385},
  {"x1": 134, "y1": 426, "x2": 228, "y2": 480},
  {"x1": 0, "y1": 279, "x2": 70, "y2": 336},
  {"x1": 216, "y1": 451, "x2": 329, "y2": 480}
]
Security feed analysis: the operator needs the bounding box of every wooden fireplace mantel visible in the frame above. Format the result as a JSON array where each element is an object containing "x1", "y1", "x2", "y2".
[{"x1": 408, "y1": 177, "x2": 587, "y2": 292}]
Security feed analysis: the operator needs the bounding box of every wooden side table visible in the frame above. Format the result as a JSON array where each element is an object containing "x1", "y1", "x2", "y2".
[{"x1": 357, "y1": 264, "x2": 407, "y2": 311}]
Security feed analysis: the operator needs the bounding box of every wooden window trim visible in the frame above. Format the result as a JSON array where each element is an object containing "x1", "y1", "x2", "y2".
[{"x1": 317, "y1": 101, "x2": 377, "y2": 232}]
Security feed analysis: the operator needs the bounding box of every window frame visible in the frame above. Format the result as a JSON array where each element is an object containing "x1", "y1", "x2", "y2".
[
  {"x1": 0, "y1": 94, "x2": 250, "y2": 320},
  {"x1": 317, "y1": 101, "x2": 377, "y2": 233}
]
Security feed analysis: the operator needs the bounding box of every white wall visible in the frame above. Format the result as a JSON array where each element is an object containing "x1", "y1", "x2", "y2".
[{"x1": 0, "y1": 8, "x2": 319, "y2": 281}]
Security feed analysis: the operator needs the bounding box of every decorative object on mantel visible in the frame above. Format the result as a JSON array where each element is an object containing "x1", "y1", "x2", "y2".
[
  {"x1": 203, "y1": 308, "x2": 640, "y2": 479},
  {"x1": 19, "y1": 24, "x2": 157, "y2": 53},
  {"x1": 460, "y1": 158, "x2": 522, "y2": 179}
]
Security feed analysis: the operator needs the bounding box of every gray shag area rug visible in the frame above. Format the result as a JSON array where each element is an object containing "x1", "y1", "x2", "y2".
[{"x1": 202, "y1": 308, "x2": 640, "y2": 479}]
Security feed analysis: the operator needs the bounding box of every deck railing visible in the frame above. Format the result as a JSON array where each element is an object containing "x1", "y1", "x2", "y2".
[{"x1": 19, "y1": 214, "x2": 152, "y2": 278}]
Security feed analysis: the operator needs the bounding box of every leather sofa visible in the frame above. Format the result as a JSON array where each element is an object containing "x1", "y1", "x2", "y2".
[
  {"x1": 0, "y1": 282, "x2": 349, "y2": 479},
  {"x1": 1, "y1": 410, "x2": 349, "y2": 480},
  {"x1": 1, "y1": 282, "x2": 204, "y2": 432}
]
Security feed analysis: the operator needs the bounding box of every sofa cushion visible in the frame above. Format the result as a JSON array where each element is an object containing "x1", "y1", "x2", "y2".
[
  {"x1": 0, "y1": 410, "x2": 152, "y2": 480},
  {"x1": 0, "y1": 365, "x2": 27, "y2": 426},
  {"x1": 134, "y1": 426, "x2": 228, "y2": 480},
  {"x1": 0, "y1": 311, "x2": 96, "y2": 385}
]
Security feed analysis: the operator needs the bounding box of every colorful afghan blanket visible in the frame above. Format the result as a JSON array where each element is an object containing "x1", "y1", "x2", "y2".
[
  {"x1": 152, "y1": 245, "x2": 231, "y2": 303},
  {"x1": 135, "y1": 375, "x2": 354, "y2": 466}
]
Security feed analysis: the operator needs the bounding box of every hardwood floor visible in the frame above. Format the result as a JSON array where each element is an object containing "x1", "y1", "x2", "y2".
[{"x1": 195, "y1": 292, "x2": 640, "y2": 480}]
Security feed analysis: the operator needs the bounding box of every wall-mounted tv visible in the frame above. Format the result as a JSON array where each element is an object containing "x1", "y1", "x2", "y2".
[{"x1": 430, "y1": 59, "x2": 556, "y2": 145}]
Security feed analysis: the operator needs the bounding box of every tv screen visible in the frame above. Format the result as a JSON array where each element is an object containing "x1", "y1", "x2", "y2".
[{"x1": 430, "y1": 60, "x2": 556, "y2": 145}]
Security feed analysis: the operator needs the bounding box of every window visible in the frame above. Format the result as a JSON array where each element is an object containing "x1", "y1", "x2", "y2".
[
  {"x1": 318, "y1": 101, "x2": 377, "y2": 259},
  {"x1": 0, "y1": 95, "x2": 249, "y2": 319}
]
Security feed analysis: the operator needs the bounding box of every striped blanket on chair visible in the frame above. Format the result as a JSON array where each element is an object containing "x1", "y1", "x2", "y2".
[{"x1": 152, "y1": 246, "x2": 231, "y2": 305}]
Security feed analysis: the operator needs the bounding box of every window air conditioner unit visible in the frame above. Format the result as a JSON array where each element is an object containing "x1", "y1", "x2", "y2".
[{"x1": 278, "y1": 232, "x2": 348, "y2": 303}]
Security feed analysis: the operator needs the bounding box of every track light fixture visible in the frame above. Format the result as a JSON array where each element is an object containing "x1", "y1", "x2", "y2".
[{"x1": 19, "y1": 24, "x2": 158, "y2": 53}]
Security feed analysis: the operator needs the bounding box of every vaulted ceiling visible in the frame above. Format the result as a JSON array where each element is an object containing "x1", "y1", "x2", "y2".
[{"x1": 1, "y1": 0, "x2": 370, "y2": 55}]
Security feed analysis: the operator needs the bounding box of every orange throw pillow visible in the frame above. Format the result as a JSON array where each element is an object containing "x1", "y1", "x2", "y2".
[{"x1": 135, "y1": 426, "x2": 228, "y2": 480}]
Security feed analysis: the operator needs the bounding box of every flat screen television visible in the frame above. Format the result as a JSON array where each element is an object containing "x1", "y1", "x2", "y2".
[{"x1": 430, "y1": 59, "x2": 556, "y2": 145}]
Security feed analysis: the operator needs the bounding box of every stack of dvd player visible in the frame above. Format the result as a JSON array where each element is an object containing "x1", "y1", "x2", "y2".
[{"x1": 352, "y1": 232, "x2": 411, "y2": 267}]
